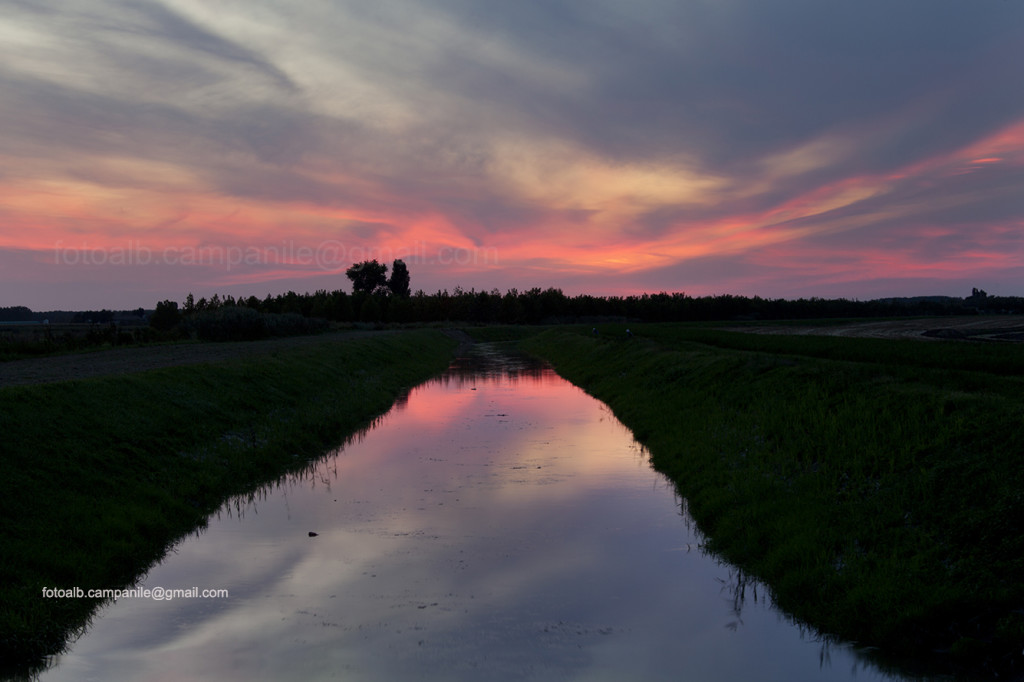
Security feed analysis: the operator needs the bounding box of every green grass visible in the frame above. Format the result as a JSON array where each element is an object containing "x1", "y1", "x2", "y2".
[
  {"x1": 0, "y1": 330, "x2": 456, "y2": 675},
  {"x1": 458, "y1": 324, "x2": 554, "y2": 343},
  {"x1": 638, "y1": 324, "x2": 1024, "y2": 375},
  {"x1": 522, "y1": 323, "x2": 1024, "y2": 677}
]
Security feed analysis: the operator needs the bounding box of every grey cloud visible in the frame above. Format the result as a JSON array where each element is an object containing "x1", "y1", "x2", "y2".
[
  {"x1": 343, "y1": 220, "x2": 400, "y2": 241},
  {"x1": 0, "y1": 71, "x2": 194, "y2": 162},
  {"x1": 114, "y1": 0, "x2": 297, "y2": 92},
  {"x1": 10, "y1": 0, "x2": 1022, "y2": 212},
  {"x1": 4, "y1": 0, "x2": 1024, "y2": 307},
  {"x1": 212, "y1": 163, "x2": 364, "y2": 208},
  {"x1": 0, "y1": 64, "x2": 340, "y2": 198},
  {"x1": 418, "y1": 0, "x2": 1024, "y2": 175}
]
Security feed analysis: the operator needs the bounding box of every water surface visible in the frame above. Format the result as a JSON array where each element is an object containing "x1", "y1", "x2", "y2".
[{"x1": 44, "y1": 347, "x2": 910, "y2": 681}]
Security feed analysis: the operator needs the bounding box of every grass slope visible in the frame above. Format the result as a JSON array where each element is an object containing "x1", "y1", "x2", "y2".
[
  {"x1": 0, "y1": 330, "x2": 456, "y2": 673},
  {"x1": 521, "y1": 324, "x2": 1024, "y2": 677}
]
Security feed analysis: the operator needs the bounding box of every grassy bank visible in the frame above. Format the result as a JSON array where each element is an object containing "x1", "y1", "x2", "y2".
[
  {"x1": 0, "y1": 330, "x2": 456, "y2": 674},
  {"x1": 520, "y1": 324, "x2": 1024, "y2": 677}
]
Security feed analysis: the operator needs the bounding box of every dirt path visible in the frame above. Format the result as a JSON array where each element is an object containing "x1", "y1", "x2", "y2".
[
  {"x1": 721, "y1": 315, "x2": 1024, "y2": 341},
  {"x1": 0, "y1": 330, "x2": 399, "y2": 388}
]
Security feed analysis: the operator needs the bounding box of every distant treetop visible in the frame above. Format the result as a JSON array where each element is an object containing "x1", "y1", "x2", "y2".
[
  {"x1": 345, "y1": 260, "x2": 389, "y2": 295},
  {"x1": 345, "y1": 259, "x2": 411, "y2": 297},
  {"x1": 389, "y1": 259, "x2": 411, "y2": 298}
]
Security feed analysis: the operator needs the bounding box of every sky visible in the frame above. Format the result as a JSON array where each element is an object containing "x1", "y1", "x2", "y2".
[{"x1": 2, "y1": 0, "x2": 1023, "y2": 310}]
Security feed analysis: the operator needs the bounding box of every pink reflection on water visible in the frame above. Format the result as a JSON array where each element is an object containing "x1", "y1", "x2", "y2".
[{"x1": 42, "y1": 350, "x2": 896, "y2": 682}]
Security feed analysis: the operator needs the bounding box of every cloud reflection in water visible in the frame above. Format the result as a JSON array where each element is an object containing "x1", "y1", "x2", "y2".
[{"x1": 43, "y1": 349, "x2": 898, "y2": 681}]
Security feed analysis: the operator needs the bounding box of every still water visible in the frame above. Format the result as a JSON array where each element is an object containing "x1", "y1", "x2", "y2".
[{"x1": 44, "y1": 347, "x2": 911, "y2": 681}]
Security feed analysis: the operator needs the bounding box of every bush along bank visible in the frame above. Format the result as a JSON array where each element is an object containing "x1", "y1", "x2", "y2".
[
  {"x1": 0, "y1": 330, "x2": 456, "y2": 675},
  {"x1": 522, "y1": 325, "x2": 1024, "y2": 679}
]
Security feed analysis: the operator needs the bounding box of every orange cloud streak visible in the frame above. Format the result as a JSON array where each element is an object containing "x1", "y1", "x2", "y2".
[{"x1": 4, "y1": 114, "x2": 1023, "y2": 296}]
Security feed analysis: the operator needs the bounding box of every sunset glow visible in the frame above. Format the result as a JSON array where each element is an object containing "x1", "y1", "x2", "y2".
[{"x1": 2, "y1": 1, "x2": 1022, "y2": 309}]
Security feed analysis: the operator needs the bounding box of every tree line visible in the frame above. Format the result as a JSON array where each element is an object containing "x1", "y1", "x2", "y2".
[{"x1": 144, "y1": 259, "x2": 1023, "y2": 338}]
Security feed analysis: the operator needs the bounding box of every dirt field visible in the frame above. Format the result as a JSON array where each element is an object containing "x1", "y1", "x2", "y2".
[
  {"x1": 0, "y1": 331, "x2": 398, "y2": 388},
  {"x1": 5, "y1": 318, "x2": 1021, "y2": 388},
  {"x1": 722, "y1": 315, "x2": 1024, "y2": 341}
]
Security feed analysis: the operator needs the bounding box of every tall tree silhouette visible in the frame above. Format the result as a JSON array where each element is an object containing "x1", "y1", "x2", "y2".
[{"x1": 388, "y1": 259, "x2": 411, "y2": 298}]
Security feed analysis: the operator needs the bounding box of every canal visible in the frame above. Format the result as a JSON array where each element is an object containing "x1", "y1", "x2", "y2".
[{"x1": 42, "y1": 346, "x2": 908, "y2": 681}]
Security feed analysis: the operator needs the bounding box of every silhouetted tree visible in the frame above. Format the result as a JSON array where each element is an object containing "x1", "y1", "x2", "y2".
[
  {"x1": 149, "y1": 300, "x2": 181, "y2": 331},
  {"x1": 346, "y1": 260, "x2": 389, "y2": 294},
  {"x1": 0, "y1": 306, "x2": 33, "y2": 322},
  {"x1": 388, "y1": 259, "x2": 411, "y2": 298}
]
